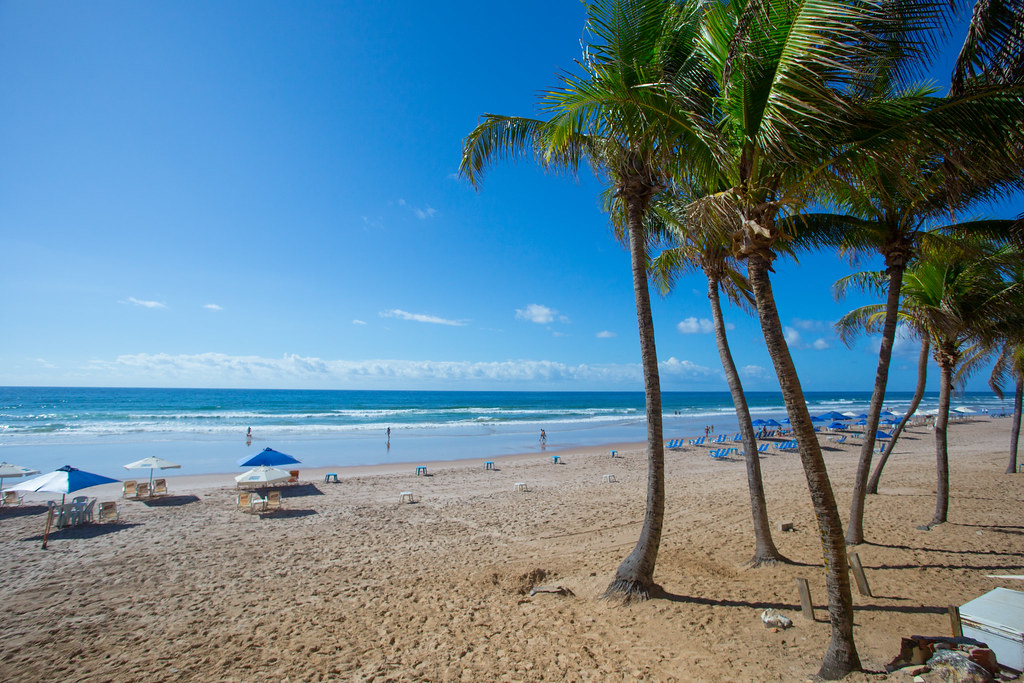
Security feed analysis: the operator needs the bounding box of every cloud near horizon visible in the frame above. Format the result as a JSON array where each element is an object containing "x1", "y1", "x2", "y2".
[
  {"x1": 380, "y1": 309, "x2": 467, "y2": 326},
  {"x1": 78, "y1": 352, "x2": 720, "y2": 389}
]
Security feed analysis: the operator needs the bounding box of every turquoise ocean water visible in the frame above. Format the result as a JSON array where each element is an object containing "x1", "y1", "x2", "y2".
[{"x1": 0, "y1": 387, "x2": 1008, "y2": 479}]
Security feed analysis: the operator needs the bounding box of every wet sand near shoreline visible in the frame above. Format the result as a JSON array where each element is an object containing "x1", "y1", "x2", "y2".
[{"x1": 0, "y1": 419, "x2": 1021, "y2": 681}]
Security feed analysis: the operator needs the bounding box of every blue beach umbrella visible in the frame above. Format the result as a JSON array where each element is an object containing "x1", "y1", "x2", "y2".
[
  {"x1": 238, "y1": 448, "x2": 300, "y2": 468},
  {"x1": 10, "y1": 465, "x2": 119, "y2": 505},
  {"x1": 752, "y1": 419, "x2": 768, "y2": 426},
  {"x1": 855, "y1": 419, "x2": 868, "y2": 426},
  {"x1": 882, "y1": 417, "x2": 901, "y2": 425},
  {"x1": 875, "y1": 430, "x2": 893, "y2": 439},
  {"x1": 829, "y1": 422, "x2": 847, "y2": 429},
  {"x1": 763, "y1": 419, "x2": 782, "y2": 427},
  {"x1": 817, "y1": 411, "x2": 847, "y2": 421}
]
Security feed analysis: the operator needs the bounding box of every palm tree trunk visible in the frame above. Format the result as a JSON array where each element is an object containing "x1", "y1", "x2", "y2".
[
  {"x1": 747, "y1": 251, "x2": 860, "y2": 679},
  {"x1": 605, "y1": 191, "x2": 664, "y2": 603},
  {"x1": 846, "y1": 259, "x2": 905, "y2": 545},
  {"x1": 930, "y1": 348, "x2": 954, "y2": 527},
  {"x1": 707, "y1": 276, "x2": 786, "y2": 566},
  {"x1": 1006, "y1": 377, "x2": 1022, "y2": 474},
  {"x1": 868, "y1": 337, "x2": 929, "y2": 494}
]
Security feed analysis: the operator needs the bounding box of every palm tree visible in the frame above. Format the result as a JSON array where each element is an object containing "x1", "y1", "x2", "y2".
[
  {"x1": 846, "y1": 244, "x2": 1009, "y2": 527},
  {"x1": 990, "y1": 343, "x2": 1024, "y2": 474},
  {"x1": 460, "y1": 0, "x2": 707, "y2": 602},
  {"x1": 649, "y1": 196, "x2": 787, "y2": 567},
  {"x1": 976, "y1": 257, "x2": 1024, "y2": 474},
  {"x1": 833, "y1": 268, "x2": 934, "y2": 494},
  {"x1": 827, "y1": 197, "x2": 1015, "y2": 545},
  {"x1": 671, "y1": 0, "x2": 1024, "y2": 674},
  {"x1": 867, "y1": 336, "x2": 930, "y2": 494}
]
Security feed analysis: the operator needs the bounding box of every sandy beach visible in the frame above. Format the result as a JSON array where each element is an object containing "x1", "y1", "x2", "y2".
[{"x1": 1, "y1": 418, "x2": 1022, "y2": 681}]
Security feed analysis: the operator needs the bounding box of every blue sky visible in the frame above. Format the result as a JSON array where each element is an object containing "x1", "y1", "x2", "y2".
[{"x1": 1, "y1": 0, "x2": 1020, "y2": 393}]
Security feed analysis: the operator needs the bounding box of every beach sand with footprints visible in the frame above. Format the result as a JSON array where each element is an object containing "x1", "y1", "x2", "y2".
[{"x1": 1, "y1": 417, "x2": 1022, "y2": 681}]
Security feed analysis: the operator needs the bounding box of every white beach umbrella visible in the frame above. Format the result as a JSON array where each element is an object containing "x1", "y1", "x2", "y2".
[
  {"x1": 953, "y1": 406, "x2": 977, "y2": 414},
  {"x1": 10, "y1": 465, "x2": 119, "y2": 505},
  {"x1": 124, "y1": 456, "x2": 181, "y2": 490},
  {"x1": 0, "y1": 462, "x2": 40, "y2": 494},
  {"x1": 234, "y1": 466, "x2": 291, "y2": 488}
]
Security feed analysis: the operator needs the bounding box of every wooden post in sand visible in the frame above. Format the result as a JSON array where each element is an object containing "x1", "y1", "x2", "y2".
[
  {"x1": 948, "y1": 605, "x2": 963, "y2": 637},
  {"x1": 41, "y1": 507, "x2": 54, "y2": 550},
  {"x1": 848, "y1": 552, "x2": 872, "y2": 597},
  {"x1": 796, "y1": 578, "x2": 814, "y2": 620}
]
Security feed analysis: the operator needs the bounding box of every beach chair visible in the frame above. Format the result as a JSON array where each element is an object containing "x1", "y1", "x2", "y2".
[
  {"x1": 733, "y1": 433, "x2": 742, "y2": 441},
  {"x1": 122, "y1": 480, "x2": 137, "y2": 499},
  {"x1": 236, "y1": 491, "x2": 256, "y2": 513},
  {"x1": 710, "y1": 448, "x2": 732, "y2": 459},
  {"x1": 152, "y1": 479, "x2": 168, "y2": 497},
  {"x1": 47, "y1": 501, "x2": 68, "y2": 528},
  {"x1": 70, "y1": 496, "x2": 93, "y2": 525},
  {"x1": 2, "y1": 490, "x2": 23, "y2": 507},
  {"x1": 79, "y1": 498, "x2": 96, "y2": 524},
  {"x1": 288, "y1": 470, "x2": 299, "y2": 484},
  {"x1": 135, "y1": 481, "x2": 150, "y2": 499},
  {"x1": 263, "y1": 490, "x2": 282, "y2": 513},
  {"x1": 688, "y1": 436, "x2": 706, "y2": 446},
  {"x1": 98, "y1": 501, "x2": 119, "y2": 523}
]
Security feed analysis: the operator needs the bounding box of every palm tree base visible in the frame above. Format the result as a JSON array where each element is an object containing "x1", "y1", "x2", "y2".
[
  {"x1": 602, "y1": 578, "x2": 659, "y2": 604},
  {"x1": 746, "y1": 552, "x2": 791, "y2": 568}
]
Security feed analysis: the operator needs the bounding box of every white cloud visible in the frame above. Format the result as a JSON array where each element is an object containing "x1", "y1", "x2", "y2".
[
  {"x1": 785, "y1": 326, "x2": 831, "y2": 351},
  {"x1": 677, "y1": 317, "x2": 713, "y2": 334},
  {"x1": 204, "y1": 304, "x2": 223, "y2": 312},
  {"x1": 792, "y1": 318, "x2": 830, "y2": 332},
  {"x1": 741, "y1": 365, "x2": 771, "y2": 380},
  {"x1": 352, "y1": 319, "x2": 367, "y2": 326},
  {"x1": 126, "y1": 297, "x2": 166, "y2": 309},
  {"x1": 414, "y1": 206, "x2": 437, "y2": 219},
  {"x1": 784, "y1": 326, "x2": 803, "y2": 346},
  {"x1": 677, "y1": 317, "x2": 733, "y2": 334},
  {"x1": 34, "y1": 358, "x2": 56, "y2": 369},
  {"x1": 596, "y1": 331, "x2": 616, "y2": 338},
  {"x1": 659, "y1": 357, "x2": 717, "y2": 378},
  {"x1": 516, "y1": 304, "x2": 558, "y2": 324},
  {"x1": 380, "y1": 309, "x2": 467, "y2": 326},
  {"x1": 76, "y1": 352, "x2": 724, "y2": 389}
]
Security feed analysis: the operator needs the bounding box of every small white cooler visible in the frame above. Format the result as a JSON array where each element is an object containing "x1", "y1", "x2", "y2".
[{"x1": 960, "y1": 587, "x2": 1024, "y2": 672}]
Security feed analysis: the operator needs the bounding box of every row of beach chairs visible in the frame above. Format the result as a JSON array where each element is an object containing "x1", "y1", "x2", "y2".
[{"x1": 122, "y1": 479, "x2": 168, "y2": 499}]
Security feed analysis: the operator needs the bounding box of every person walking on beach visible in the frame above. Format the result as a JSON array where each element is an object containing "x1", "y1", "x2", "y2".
[{"x1": 540, "y1": 429, "x2": 547, "y2": 448}]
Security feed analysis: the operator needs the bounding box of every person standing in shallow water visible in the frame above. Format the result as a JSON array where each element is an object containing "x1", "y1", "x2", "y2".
[{"x1": 540, "y1": 429, "x2": 547, "y2": 449}]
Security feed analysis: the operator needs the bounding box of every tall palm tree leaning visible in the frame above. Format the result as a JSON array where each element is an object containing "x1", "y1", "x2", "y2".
[
  {"x1": 833, "y1": 269, "x2": 932, "y2": 493},
  {"x1": 460, "y1": 0, "x2": 707, "y2": 602},
  {"x1": 649, "y1": 196, "x2": 787, "y2": 567},
  {"x1": 867, "y1": 336, "x2": 929, "y2": 494}
]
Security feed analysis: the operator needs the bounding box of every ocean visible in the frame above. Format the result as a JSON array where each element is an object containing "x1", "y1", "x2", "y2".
[{"x1": 0, "y1": 386, "x2": 1008, "y2": 479}]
